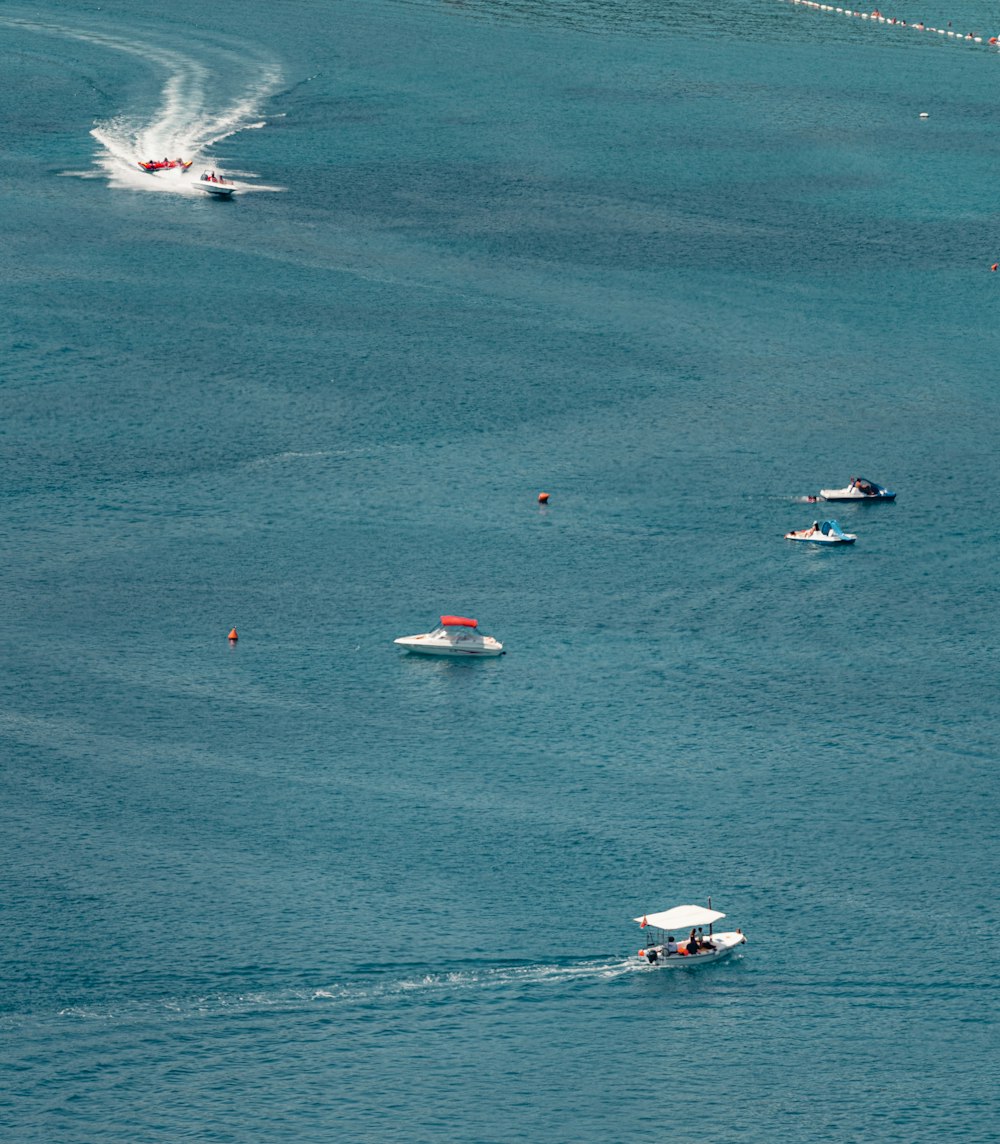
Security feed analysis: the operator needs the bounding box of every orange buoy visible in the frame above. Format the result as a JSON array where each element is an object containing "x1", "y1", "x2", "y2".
[
  {"x1": 538, "y1": 491, "x2": 550, "y2": 504},
  {"x1": 228, "y1": 628, "x2": 238, "y2": 641},
  {"x1": 992, "y1": 264, "x2": 998, "y2": 272}
]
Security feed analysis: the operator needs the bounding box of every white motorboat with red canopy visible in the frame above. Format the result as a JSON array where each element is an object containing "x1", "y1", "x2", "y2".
[
  {"x1": 635, "y1": 902, "x2": 746, "y2": 966},
  {"x1": 394, "y1": 616, "x2": 504, "y2": 657},
  {"x1": 819, "y1": 476, "x2": 896, "y2": 501}
]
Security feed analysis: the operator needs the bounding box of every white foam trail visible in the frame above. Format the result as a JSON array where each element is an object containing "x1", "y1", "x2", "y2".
[
  {"x1": 0, "y1": 958, "x2": 644, "y2": 1029},
  {"x1": 2, "y1": 15, "x2": 283, "y2": 195},
  {"x1": 314, "y1": 957, "x2": 644, "y2": 1004}
]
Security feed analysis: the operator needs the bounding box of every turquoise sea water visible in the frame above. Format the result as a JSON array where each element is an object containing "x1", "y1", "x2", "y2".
[{"x1": 2, "y1": 1, "x2": 998, "y2": 1139}]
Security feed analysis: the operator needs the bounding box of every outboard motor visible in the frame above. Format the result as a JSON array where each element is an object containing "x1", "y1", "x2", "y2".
[{"x1": 645, "y1": 948, "x2": 659, "y2": 964}]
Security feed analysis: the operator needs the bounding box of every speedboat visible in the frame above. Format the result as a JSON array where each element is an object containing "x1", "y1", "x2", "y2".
[
  {"x1": 394, "y1": 616, "x2": 504, "y2": 658},
  {"x1": 198, "y1": 172, "x2": 236, "y2": 198},
  {"x1": 635, "y1": 901, "x2": 746, "y2": 967},
  {"x1": 785, "y1": 519, "x2": 856, "y2": 545},
  {"x1": 138, "y1": 159, "x2": 192, "y2": 173},
  {"x1": 819, "y1": 476, "x2": 895, "y2": 501}
]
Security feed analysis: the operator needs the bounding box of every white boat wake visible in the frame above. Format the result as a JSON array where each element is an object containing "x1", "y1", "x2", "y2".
[
  {"x1": 3, "y1": 14, "x2": 283, "y2": 195},
  {"x1": 1, "y1": 958, "x2": 644, "y2": 1029},
  {"x1": 313, "y1": 957, "x2": 645, "y2": 1004}
]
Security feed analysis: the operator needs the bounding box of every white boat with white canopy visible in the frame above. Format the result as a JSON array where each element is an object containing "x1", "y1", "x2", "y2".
[{"x1": 635, "y1": 901, "x2": 746, "y2": 966}]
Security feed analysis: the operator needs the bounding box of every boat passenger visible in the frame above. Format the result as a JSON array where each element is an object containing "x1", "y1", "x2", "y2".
[
  {"x1": 686, "y1": 929, "x2": 699, "y2": 955},
  {"x1": 666, "y1": 936, "x2": 678, "y2": 956}
]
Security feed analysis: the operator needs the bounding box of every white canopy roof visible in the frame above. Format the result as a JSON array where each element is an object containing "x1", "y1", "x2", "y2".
[{"x1": 634, "y1": 905, "x2": 725, "y2": 931}]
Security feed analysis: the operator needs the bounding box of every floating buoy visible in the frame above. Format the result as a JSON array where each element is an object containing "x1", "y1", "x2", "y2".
[
  {"x1": 919, "y1": 111, "x2": 929, "y2": 118},
  {"x1": 538, "y1": 492, "x2": 550, "y2": 504},
  {"x1": 992, "y1": 264, "x2": 998, "y2": 272},
  {"x1": 777, "y1": 1, "x2": 996, "y2": 54},
  {"x1": 228, "y1": 628, "x2": 238, "y2": 641}
]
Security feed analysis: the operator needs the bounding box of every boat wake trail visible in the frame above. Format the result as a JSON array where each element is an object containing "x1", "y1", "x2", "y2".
[
  {"x1": 2, "y1": 958, "x2": 643, "y2": 1030},
  {"x1": 4, "y1": 14, "x2": 282, "y2": 194},
  {"x1": 314, "y1": 956, "x2": 645, "y2": 1004}
]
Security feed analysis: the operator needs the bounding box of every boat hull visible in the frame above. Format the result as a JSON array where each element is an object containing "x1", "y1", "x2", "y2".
[
  {"x1": 819, "y1": 487, "x2": 895, "y2": 501},
  {"x1": 785, "y1": 534, "x2": 856, "y2": 545},
  {"x1": 638, "y1": 931, "x2": 746, "y2": 967},
  {"x1": 198, "y1": 181, "x2": 235, "y2": 198},
  {"x1": 394, "y1": 637, "x2": 503, "y2": 658}
]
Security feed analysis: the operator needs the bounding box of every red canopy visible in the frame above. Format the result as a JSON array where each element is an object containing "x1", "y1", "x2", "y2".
[{"x1": 440, "y1": 615, "x2": 477, "y2": 628}]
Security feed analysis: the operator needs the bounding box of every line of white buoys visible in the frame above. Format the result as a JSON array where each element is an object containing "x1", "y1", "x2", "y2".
[{"x1": 784, "y1": 1, "x2": 998, "y2": 45}]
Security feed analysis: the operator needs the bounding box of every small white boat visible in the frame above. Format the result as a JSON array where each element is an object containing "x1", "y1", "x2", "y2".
[
  {"x1": 198, "y1": 172, "x2": 235, "y2": 198},
  {"x1": 819, "y1": 476, "x2": 895, "y2": 501},
  {"x1": 394, "y1": 615, "x2": 504, "y2": 658},
  {"x1": 785, "y1": 519, "x2": 856, "y2": 545},
  {"x1": 635, "y1": 902, "x2": 746, "y2": 967}
]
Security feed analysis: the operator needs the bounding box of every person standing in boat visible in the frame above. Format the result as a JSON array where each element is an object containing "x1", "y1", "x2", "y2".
[{"x1": 686, "y1": 929, "x2": 699, "y2": 955}]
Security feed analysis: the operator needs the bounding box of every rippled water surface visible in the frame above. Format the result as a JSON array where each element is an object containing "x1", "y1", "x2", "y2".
[{"x1": 1, "y1": 0, "x2": 998, "y2": 1139}]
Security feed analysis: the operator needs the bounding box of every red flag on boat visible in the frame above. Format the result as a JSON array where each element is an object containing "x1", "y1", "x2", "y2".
[{"x1": 640, "y1": 915, "x2": 648, "y2": 928}]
